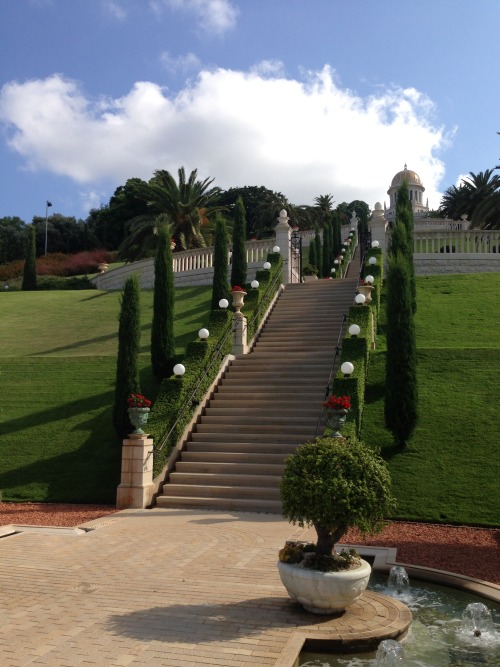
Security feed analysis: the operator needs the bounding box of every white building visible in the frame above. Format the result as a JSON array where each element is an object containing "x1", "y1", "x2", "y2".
[{"x1": 385, "y1": 164, "x2": 429, "y2": 223}]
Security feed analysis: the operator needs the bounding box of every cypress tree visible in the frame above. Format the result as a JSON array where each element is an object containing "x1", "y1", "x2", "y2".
[
  {"x1": 151, "y1": 224, "x2": 176, "y2": 379},
  {"x1": 211, "y1": 214, "x2": 229, "y2": 310},
  {"x1": 22, "y1": 225, "x2": 37, "y2": 291},
  {"x1": 230, "y1": 196, "x2": 247, "y2": 288},
  {"x1": 314, "y1": 229, "x2": 322, "y2": 277},
  {"x1": 321, "y1": 221, "x2": 331, "y2": 277},
  {"x1": 308, "y1": 236, "x2": 317, "y2": 272},
  {"x1": 389, "y1": 221, "x2": 410, "y2": 258},
  {"x1": 395, "y1": 180, "x2": 417, "y2": 312},
  {"x1": 113, "y1": 274, "x2": 141, "y2": 437},
  {"x1": 384, "y1": 251, "x2": 418, "y2": 447}
]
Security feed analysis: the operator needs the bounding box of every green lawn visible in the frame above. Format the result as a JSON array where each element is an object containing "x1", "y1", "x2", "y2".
[
  {"x1": 0, "y1": 286, "x2": 212, "y2": 503},
  {"x1": 361, "y1": 273, "x2": 500, "y2": 527}
]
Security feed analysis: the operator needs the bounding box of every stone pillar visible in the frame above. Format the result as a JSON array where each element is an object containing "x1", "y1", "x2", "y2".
[
  {"x1": 370, "y1": 202, "x2": 389, "y2": 256},
  {"x1": 232, "y1": 311, "x2": 248, "y2": 355},
  {"x1": 116, "y1": 435, "x2": 155, "y2": 509},
  {"x1": 274, "y1": 209, "x2": 292, "y2": 284}
]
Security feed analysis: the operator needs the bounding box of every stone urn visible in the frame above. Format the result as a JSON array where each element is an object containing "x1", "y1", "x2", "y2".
[
  {"x1": 127, "y1": 407, "x2": 150, "y2": 437},
  {"x1": 231, "y1": 289, "x2": 247, "y2": 313},
  {"x1": 278, "y1": 558, "x2": 372, "y2": 614},
  {"x1": 357, "y1": 284, "x2": 374, "y2": 303}
]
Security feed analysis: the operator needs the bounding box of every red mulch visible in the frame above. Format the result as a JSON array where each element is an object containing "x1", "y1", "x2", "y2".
[{"x1": 1, "y1": 503, "x2": 499, "y2": 584}]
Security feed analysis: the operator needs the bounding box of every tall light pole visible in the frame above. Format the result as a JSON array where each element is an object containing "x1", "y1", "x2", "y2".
[{"x1": 44, "y1": 200, "x2": 52, "y2": 256}]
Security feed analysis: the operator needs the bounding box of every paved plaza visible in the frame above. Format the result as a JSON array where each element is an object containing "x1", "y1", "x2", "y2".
[{"x1": 0, "y1": 508, "x2": 412, "y2": 667}]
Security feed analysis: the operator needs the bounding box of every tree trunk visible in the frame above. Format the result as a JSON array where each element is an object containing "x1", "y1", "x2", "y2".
[{"x1": 314, "y1": 523, "x2": 346, "y2": 556}]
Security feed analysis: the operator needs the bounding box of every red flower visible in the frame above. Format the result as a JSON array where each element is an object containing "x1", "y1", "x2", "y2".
[
  {"x1": 127, "y1": 393, "x2": 151, "y2": 408},
  {"x1": 322, "y1": 395, "x2": 351, "y2": 411},
  {"x1": 231, "y1": 285, "x2": 246, "y2": 292}
]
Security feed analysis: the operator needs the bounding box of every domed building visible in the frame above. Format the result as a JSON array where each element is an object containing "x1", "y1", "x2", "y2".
[{"x1": 385, "y1": 164, "x2": 429, "y2": 222}]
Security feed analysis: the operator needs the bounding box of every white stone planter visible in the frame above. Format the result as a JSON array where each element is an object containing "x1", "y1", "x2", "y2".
[{"x1": 278, "y1": 558, "x2": 371, "y2": 614}]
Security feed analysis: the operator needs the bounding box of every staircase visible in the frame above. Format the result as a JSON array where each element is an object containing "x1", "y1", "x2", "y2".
[{"x1": 156, "y1": 276, "x2": 358, "y2": 513}]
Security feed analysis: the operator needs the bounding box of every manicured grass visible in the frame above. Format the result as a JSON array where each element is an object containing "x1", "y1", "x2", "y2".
[
  {"x1": 0, "y1": 286, "x2": 212, "y2": 503},
  {"x1": 361, "y1": 273, "x2": 500, "y2": 527}
]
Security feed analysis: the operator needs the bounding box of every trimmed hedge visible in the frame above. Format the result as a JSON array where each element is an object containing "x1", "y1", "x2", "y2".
[{"x1": 150, "y1": 252, "x2": 283, "y2": 476}]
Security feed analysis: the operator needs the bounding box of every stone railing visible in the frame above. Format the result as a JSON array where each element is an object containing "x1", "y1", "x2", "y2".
[{"x1": 412, "y1": 229, "x2": 500, "y2": 275}]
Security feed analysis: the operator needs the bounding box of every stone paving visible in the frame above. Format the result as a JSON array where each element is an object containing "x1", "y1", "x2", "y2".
[{"x1": 0, "y1": 508, "x2": 410, "y2": 666}]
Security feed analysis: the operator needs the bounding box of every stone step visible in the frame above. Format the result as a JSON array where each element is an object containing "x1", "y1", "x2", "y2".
[
  {"x1": 175, "y1": 461, "x2": 285, "y2": 475},
  {"x1": 161, "y1": 483, "x2": 280, "y2": 500},
  {"x1": 168, "y1": 472, "x2": 282, "y2": 487},
  {"x1": 204, "y1": 406, "x2": 319, "y2": 416},
  {"x1": 191, "y1": 430, "x2": 314, "y2": 440},
  {"x1": 186, "y1": 440, "x2": 301, "y2": 453},
  {"x1": 197, "y1": 415, "x2": 317, "y2": 426},
  {"x1": 155, "y1": 495, "x2": 282, "y2": 513},
  {"x1": 180, "y1": 451, "x2": 288, "y2": 464}
]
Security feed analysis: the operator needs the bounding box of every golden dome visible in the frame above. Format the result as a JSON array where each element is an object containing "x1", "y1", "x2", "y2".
[{"x1": 391, "y1": 165, "x2": 422, "y2": 187}]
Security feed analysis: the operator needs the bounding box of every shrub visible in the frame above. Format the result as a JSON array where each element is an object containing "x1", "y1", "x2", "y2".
[{"x1": 22, "y1": 225, "x2": 37, "y2": 291}]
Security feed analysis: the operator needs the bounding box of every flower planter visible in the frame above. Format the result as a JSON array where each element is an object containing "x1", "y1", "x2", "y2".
[
  {"x1": 127, "y1": 407, "x2": 150, "y2": 436},
  {"x1": 325, "y1": 408, "x2": 349, "y2": 437},
  {"x1": 231, "y1": 290, "x2": 247, "y2": 312},
  {"x1": 278, "y1": 558, "x2": 371, "y2": 614}
]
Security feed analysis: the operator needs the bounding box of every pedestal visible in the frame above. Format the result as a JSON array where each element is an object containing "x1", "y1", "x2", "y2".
[
  {"x1": 116, "y1": 435, "x2": 155, "y2": 509},
  {"x1": 232, "y1": 312, "x2": 248, "y2": 355}
]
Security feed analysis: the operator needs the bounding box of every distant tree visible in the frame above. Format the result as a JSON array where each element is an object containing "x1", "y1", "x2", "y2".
[
  {"x1": 113, "y1": 274, "x2": 141, "y2": 437},
  {"x1": 151, "y1": 224, "x2": 176, "y2": 379},
  {"x1": 439, "y1": 170, "x2": 500, "y2": 220},
  {"x1": 384, "y1": 251, "x2": 418, "y2": 447},
  {"x1": 212, "y1": 185, "x2": 276, "y2": 238},
  {"x1": 321, "y1": 221, "x2": 332, "y2": 277},
  {"x1": 314, "y1": 229, "x2": 322, "y2": 277},
  {"x1": 211, "y1": 214, "x2": 229, "y2": 310},
  {"x1": 331, "y1": 211, "x2": 342, "y2": 257},
  {"x1": 308, "y1": 236, "x2": 317, "y2": 271},
  {"x1": 0, "y1": 217, "x2": 26, "y2": 263},
  {"x1": 346, "y1": 200, "x2": 370, "y2": 234},
  {"x1": 87, "y1": 178, "x2": 149, "y2": 250},
  {"x1": 313, "y1": 194, "x2": 335, "y2": 229},
  {"x1": 22, "y1": 225, "x2": 37, "y2": 291},
  {"x1": 32, "y1": 214, "x2": 97, "y2": 256},
  {"x1": 118, "y1": 168, "x2": 222, "y2": 261},
  {"x1": 471, "y1": 191, "x2": 500, "y2": 229},
  {"x1": 230, "y1": 197, "x2": 248, "y2": 287}
]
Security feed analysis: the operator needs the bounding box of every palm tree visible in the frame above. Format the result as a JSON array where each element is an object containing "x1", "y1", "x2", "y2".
[
  {"x1": 471, "y1": 191, "x2": 500, "y2": 229},
  {"x1": 118, "y1": 167, "x2": 222, "y2": 261},
  {"x1": 439, "y1": 170, "x2": 500, "y2": 220}
]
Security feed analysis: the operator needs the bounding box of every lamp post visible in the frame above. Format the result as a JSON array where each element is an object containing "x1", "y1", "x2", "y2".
[{"x1": 44, "y1": 200, "x2": 52, "y2": 256}]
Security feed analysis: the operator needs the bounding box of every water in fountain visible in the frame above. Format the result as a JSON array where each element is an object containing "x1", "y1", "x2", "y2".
[
  {"x1": 375, "y1": 639, "x2": 404, "y2": 665},
  {"x1": 299, "y1": 573, "x2": 500, "y2": 666},
  {"x1": 460, "y1": 602, "x2": 495, "y2": 637},
  {"x1": 387, "y1": 566, "x2": 410, "y2": 598}
]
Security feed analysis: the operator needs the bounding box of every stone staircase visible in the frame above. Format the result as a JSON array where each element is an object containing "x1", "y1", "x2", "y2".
[{"x1": 156, "y1": 276, "x2": 359, "y2": 513}]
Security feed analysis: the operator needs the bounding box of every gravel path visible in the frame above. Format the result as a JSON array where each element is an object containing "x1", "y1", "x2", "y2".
[{"x1": 1, "y1": 502, "x2": 498, "y2": 584}]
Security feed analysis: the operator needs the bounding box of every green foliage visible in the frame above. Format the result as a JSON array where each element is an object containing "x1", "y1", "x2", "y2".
[
  {"x1": 113, "y1": 275, "x2": 141, "y2": 437},
  {"x1": 151, "y1": 225, "x2": 176, "y2": 379},
  {"x1": 36, "y1": 275, "x2": 96, "y2": 290},
  {"x1": 211, "y1": 214, "x2": 229, "y2": 310},
  {"x1": 0, "y1": 216, "x2": 26, "y2": 263},
  {"x1": 280, "y1": 436, "x2": 395, "y2": 555},
  {"x1": 321, "y1": 221, "x2": 332, "y2": 277},
  {"x1": 230, "y1": 197, "x2": 248, "y2": 287},
  {"x1": 302, "y1": 263, "x2": 318, "y2": 276},
  {"x1": 308, "y1": 238, "x2": 317, "y2": 271},
  {"x1": 384, "y1": 252, "x2": 418, "y2": 446},
  {"x1": 22, "y1": 225, "x2": 37, "y2": 291},
  {"x1": 314, "y1": 230, "x2": 322, "y2": 276}
]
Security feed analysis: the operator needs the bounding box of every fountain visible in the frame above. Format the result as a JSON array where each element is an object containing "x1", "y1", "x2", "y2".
[
  {"x1": 299, "y1": 570, "x2": 500, "y2": 667},
  {"x1": 387, "y1": 566, "x2": 410, "y2": 597},
  {"x1": 461, "y1": 602, "x2": 495, "y2": 638},
  {"x1": 375, "y1": 639, "x2": 404, "y2": 665}
]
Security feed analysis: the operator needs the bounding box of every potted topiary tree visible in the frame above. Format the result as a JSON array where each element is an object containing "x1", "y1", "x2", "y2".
[{"x1": 278, "y1": 436, "x2": 395, "y2": 614}]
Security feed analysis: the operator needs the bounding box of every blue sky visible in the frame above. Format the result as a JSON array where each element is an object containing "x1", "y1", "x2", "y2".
[{"x1": 1, "y1": 0, "x2": 499, "y2": 224}]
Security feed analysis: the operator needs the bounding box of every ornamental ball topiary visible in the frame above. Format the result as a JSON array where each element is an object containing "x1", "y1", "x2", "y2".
[{"x1": 280, "y1": 436, "x2": 396, "y2": 559}]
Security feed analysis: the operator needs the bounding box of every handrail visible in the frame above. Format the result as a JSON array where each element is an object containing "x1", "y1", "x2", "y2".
[
  {"x1": 153, "y1": 317, "x2": 233, "y2": 455},
  {"x1": 314, "y1": 311, "x2": 348, "y2": 437},
  {"x1": 153, "y1": 266, "x2": 283, "y2": 456}
]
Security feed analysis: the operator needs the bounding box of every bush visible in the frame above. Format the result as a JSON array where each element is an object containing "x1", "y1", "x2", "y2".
[
  {"x1": 280, "y1": 436, "x2": 395, "y2": 556},
  {"x1": 37, "y1": 276, "x2": 96, "y2": 290}
]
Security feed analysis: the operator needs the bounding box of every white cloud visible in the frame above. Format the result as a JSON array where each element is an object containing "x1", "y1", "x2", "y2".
[
  {"x1": 250, "y1": 60, "x2": 286, "y2": 78},
  {"x1": 160, "y1": 51, "x2": 202, "y2": 74},
  {"x1": 103, "y1": 0, "x2": 127, "y2": 21},
  {"x1": 158, "y1": 0, "x2": 238, "y2": 34},
  {"x1": 0, "y1": 66, "x2": 448, "y2": 209}
]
